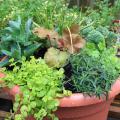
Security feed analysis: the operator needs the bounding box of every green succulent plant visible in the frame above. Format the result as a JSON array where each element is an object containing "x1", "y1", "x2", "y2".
[{"x1": 0, "y1": 17, "x2": 41, "y2": 67}]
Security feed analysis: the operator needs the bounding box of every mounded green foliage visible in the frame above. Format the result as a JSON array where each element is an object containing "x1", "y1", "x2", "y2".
[
  {"x1": 44, "y1": 47, "x2": 70, "y2": 68},
  {"x1": 81, "y1": 26, "x2": 117, "y2": 48},
  {"x1": 2, "y1": 57, "x2": 64, "y2": 120},
  {"x1": 69, "y1": 45, "x2": 120, "y2": 97}
]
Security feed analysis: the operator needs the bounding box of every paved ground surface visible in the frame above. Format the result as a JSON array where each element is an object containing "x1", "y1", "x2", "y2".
[{"x1": 108, "y1": 118, "x2": 120, "y2": 120}]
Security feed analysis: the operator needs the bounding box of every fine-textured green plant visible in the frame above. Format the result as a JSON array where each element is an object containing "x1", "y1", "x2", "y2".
[
  {"x1": 0, "y1": 17, "x2": 41, "y2": 67},
  {"x1": 69, "y1": 44, "x2": 120, "y2": 97},
  {"x1": 2, "y1": 57, "x2": 65, "y2": 120}
]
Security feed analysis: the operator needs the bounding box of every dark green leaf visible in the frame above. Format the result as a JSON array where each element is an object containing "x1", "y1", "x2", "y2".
[
  {"x1": 23, "y1": 43, "x2": 41, "y2": 57},
  {"x1": 1, "y1": 50, "x2": 12, "y2": 56}
]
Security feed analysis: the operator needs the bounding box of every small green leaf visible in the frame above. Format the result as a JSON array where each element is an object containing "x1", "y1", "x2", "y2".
[
  {"x1": 15, "y1": 114, "x2": 22, "y2": 120},
  {"x1": 30, "y1": 101, "x2": 36, "y2": 108}
]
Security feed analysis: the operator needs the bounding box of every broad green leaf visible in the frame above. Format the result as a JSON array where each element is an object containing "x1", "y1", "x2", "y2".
[
  {"x1": 23, "y1": 43, "x2": 41, "y2": 57},
  {"x1": 25, "y1": 18, "x2": 32, "y2": 36},
  {"x1": 9, "y1": 17, "x2": 21, "y2": 30},
  {"x1": 11, "y1": 43, "x2": 21, "y2": 59}
]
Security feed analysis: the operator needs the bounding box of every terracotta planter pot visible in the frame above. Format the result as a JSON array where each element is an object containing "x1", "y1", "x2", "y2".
[
  {"x1": 0, "y1": 73, "x2": 120, "y2": 120},
  {"x1": 54, "y1": 79, "x2": 120, "y2": 120},
  {"x1": 44, "y1": 80, "x2": 120, "y2": 120}
]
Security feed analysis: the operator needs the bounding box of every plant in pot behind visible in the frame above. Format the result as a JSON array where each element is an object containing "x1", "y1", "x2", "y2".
[
  {"x1": 0, "y1": 17, "x2": 41, "y2": 67},
  {"x1": 1, "y1": 57, "x2": 66, "y2": 120}
]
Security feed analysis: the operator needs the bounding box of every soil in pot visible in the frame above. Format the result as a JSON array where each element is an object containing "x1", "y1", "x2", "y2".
[
  {"x1": 63, "y1": 63, "x2": 75, "y2": 92},
  {"x1": 34, "y1": 47, "x2": 48, "y2": 59},
  {"x1": 0, "y1": 98, "x2": 13, "y2": 112}
]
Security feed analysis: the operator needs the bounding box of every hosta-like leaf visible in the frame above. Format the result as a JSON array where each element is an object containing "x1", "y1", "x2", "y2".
[
  {"x1": 0, "y1": 17, "x2": 40, "y2": 67},
  {"x1": 1, "y1": 35, "x2": 12, "y2": 41},
  {"x1": 25, "y1": 18, "x2": 32, "y2": 37},
  {"x1": 9, "y1": 17, "x2": 21, "y2": 30},
  {"x1": 11, "y1": 43, "x2": 21, "y2": 60},
  {"x1": 4, "y1": 27, "x2": 13, "y2": 33},
  {"x1": 23, "y1": 43, "x2": 41, "y2": 57}
]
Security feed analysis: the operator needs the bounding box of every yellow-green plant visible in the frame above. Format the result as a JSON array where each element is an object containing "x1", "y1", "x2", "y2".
[{"x1": 2, "y1": 57, "x2": 64, "y2": 120}]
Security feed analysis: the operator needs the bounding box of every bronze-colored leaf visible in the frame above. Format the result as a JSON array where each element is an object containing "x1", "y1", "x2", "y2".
[
  {"x1": 63, "y1": 34, "x2": 85, "y2": 53},
  {"x1": 63, "y1": 24, "x2": 80, "y2": 36},
  {"x1": 33, "y1": 27, "x2": 59, "y2": 40},
  {"x1": 32, "y1": 25, "x2": 85, "y2": 53},
  {"x1": 62, "y1": 24, "x2": 85, "y2": 54},
  {"x1": 70, "y1": 24, "x2": 80, "y2": 34}
]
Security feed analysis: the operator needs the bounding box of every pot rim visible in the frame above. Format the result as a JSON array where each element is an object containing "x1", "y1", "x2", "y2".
[{"x1": 59, "y1": 79, "x2": 120, "y2": 107}]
